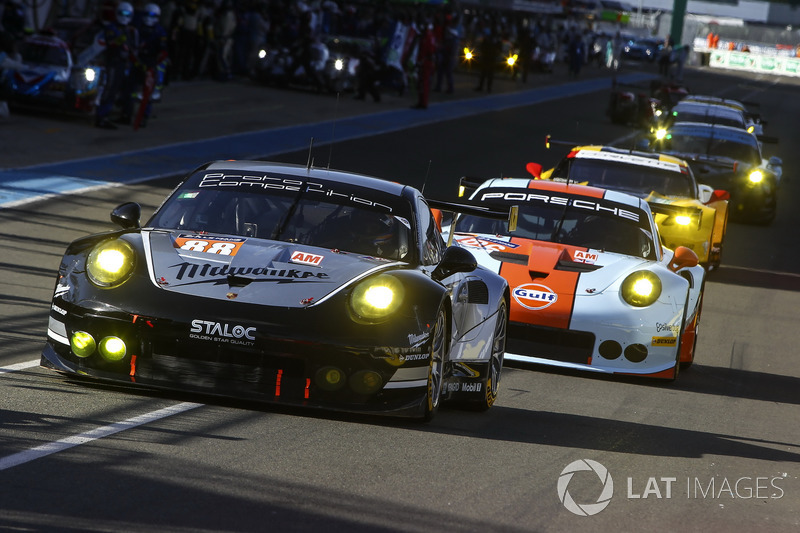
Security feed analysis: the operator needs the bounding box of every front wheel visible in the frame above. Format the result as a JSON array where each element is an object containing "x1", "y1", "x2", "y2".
[
  {"x1": 470, "y1": 301, "x2": 507, "y2": 411},
  {"x1": 421, "y1": 308, "x2": 448, "y2": 422}
]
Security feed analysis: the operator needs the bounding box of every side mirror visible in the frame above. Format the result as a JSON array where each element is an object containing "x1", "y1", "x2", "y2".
[
  {"x1": 668, "y1": 246, "x2": 698, "y2": 272},
  {"x1": 697, "y1": 184, "x2": 713, "y2": 204},
  {"x1": 432, "y1": 246, "x2": 477, "y2": 281},
  {"x1": 709, "y1": 189, "x2": 730, "y2": 203},
  {"x1": 110, "y1": 202, "x2": 141, "y2": 229},
  {"x1": 526, "y1": 162, "x2": 543, "y2": 179},
  {"x1": 768, "y1": 156, "x2": 783, "y2": 168}
]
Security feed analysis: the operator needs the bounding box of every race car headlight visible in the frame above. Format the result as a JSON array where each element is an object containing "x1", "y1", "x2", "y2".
[
  {"x1": 258, "y1": 49, "x2": 267, "y2": 59},
  {"x1": 70, "y1": 331, "x2": 96, "y2": 358},
  {"x1": 334, "y1": 58, "x2": 344, "y2": 71},
  {"x1": 350, "y1": 274, "x2": 405, "y2": 322},
  {"x1": 655, "y1": 128, "x2": 668, "y2": 141},
  {"x1": 748, "y1": 170, "x2": 764, "y2": 184},
  {"x1": 674, "y1": 215, "x2": 692, "y2": 226},
  {"x1": 86, "y1": 239, "x2": 136, "y2": 288},
  {"x1": 99, "y1": 336, "x2": 127, "y2": 361},
  {"x1": 621, "y1": 271, "x2": 662, "y2": 307}
]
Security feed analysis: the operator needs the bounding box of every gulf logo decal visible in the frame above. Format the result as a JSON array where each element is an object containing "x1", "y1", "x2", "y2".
[
  {"x1": 513, "y1": 284, "x2": 558, "y2": 310},
  {"x1": 175, "y1": 234, "x2": 245, "y2": 256},
  {"x1": 290, "y1": 251, "x2": 324, "y2": 267}
]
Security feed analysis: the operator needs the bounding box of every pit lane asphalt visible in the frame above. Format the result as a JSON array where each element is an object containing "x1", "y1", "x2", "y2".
[{"x1": 0, "y1": 66, "x2": 655, "y2": 207}]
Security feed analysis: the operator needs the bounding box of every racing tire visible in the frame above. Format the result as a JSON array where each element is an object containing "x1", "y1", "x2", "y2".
[
  {"x1": 467, "y1": 301, "x2": 507, "y2": 412},
  {"x1": 421, "y1": 307, "x2": 448, "y2": 422}
]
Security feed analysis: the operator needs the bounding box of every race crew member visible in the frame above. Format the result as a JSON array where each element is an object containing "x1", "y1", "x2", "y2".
[
  {"x1": 79, "y1": 1, "x2": 139, "y2": 129},
  {"x1": 134, "y1": 2, "x2": 168, "y2": 127}
]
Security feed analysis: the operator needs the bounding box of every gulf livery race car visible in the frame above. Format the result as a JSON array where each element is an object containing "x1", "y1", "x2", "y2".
[
  {"x1": 529, "y1": 143, "x2": 730, "y2": 270},
  {"x1": 0, "y1": 33, "x2": 103, "y2": 114},
  {"x1": 648, "y1": 122, "x2": 781, "y2": 224},
  {"x1": 443, "y1": 177, "x2": 706, "y2": 380},
  {"x1": 41, "y1": 161, "x2": 510, "y2": 421}
]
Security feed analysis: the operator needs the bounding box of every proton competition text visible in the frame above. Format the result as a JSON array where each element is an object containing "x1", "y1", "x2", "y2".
[{"x1": 199, "y1": 173, "x2": 394, "y2": 211}]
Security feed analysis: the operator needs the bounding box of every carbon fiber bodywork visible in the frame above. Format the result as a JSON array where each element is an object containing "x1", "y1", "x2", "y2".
[{"x1": 41, "y1": 161, "x2": 509, "y2": 419}]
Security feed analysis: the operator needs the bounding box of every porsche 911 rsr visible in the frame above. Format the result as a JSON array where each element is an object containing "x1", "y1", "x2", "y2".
[
  {"x1": 442, "y1": 178, "x2": 706, "y2": 380},
  {"x1": 531, "y1": 144, "x2": 729, "y2": 269},
  {"x1": 41, "y1": 161, "x2": 510, "y2": 420},
  {"x1": 649, "y1": 122, "x2": 781, "y2": 224}
]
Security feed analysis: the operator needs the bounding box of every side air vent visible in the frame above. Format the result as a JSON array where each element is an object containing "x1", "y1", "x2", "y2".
[
  {"x1": 555, "y1": 260, "x2": 602, "y2": 273},
  {"x1": 467, "y1": 280, "x2": 489, "y2": 304},
  {"x1": 489, "y1": 251, "x2": 528, "y2": 265}
]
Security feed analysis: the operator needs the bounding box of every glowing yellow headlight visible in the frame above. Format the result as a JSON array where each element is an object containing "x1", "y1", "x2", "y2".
[
  {"x1": 748, "y1": 170, "x2": 764, "y2": 184},
  {"x1": 655, "y1": 128, "x2": 668, "y2": 141},
  {"x1": 350, "y1": 274, "x2": 405, "y2": 321},
  {"x1": 463, "y1": 47, "x2": 473, "y2": 61},
  {"x1": 747, "y1": 125, "x2": 755, "y2": 134},
  {"x1": 99, "y1": 336, "x2": 127, "y2": 361},
  {"x1": 674, "y1": 215, "x2": 692, "y2": 226},
  {"x1": 86, "y1": 239, "x2": 136, "y2": 287},
  {"x1": 506, "y1": 54, "x2": 518, "y2": 67},
  {"x1": 70, "y1": 331, "x2": 96, "y2": 358},
  {"x1": 621, "y1": 271, "x2": 662, "y2": 307}
]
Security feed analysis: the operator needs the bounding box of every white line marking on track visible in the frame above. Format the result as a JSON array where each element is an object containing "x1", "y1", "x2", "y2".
[
  {"x1": 0, "y1": 359, "x2": 40, "y2": 374},
  {"x1": 0, "y1": 402, "x2": 203, "y2": 471}
]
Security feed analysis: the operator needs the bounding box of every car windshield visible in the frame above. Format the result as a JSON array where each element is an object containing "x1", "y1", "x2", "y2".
[
  {"x1": 662, "y1": 129, "x2": 760, "y2": 165},
  {"x1": 454, "y1": 187, "x2": 656, "y2": 259},
  {"x1": 148, "y1": 170, "x2": 415, "y2": 261},
  {"x1": 19, "y1": 41, "x2": 70, "y2": 67},
  {"x1": 672, "y1": 106, "x2": 745, "y2": 129},
  {"x1": 557, "y1": 158, "x2": 694, "y2": 198}
]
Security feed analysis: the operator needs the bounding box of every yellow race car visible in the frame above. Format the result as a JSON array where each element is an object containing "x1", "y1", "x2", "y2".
[{"x1": 527, "y1": 143, "x2": 729, "y2": 269}]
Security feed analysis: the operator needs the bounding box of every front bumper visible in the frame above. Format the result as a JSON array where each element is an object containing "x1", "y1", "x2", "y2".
[{"x1": 43, "y1": 301, "x2": 434, "y2": 417}]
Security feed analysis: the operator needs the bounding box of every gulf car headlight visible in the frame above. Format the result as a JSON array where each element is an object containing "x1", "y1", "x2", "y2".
[
  {"x1": 86, "y1": 239, "x2": 136, "y2": 288},
  {"x1": 748, "y1": 169, "x2": 764, "y2": 184},
  {"x1": 349, "y1": 274, "x2": 405, "y2": 322},
  {"x1": 621, "y1": 271, "x2": 662, "y2": 307}
]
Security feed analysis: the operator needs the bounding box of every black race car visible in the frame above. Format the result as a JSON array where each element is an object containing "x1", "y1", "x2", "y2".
[
  {"x1": 648, "y1": 122, "x2": 781, "y2": 224},
  {"x1": 41, "y1": 161, "x2": 510, "y2": 420}
]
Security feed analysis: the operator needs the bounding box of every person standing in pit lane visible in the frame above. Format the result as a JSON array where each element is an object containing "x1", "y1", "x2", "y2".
[
  {"x1": 133, "y1": 2, "x2": 168, "y2": 127},
  {"x1": 79, "y1": 1, "x2": 139, "y2": 129}
]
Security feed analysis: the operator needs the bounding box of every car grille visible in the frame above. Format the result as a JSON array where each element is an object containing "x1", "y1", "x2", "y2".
[{"x1": 506, "y1": 322, "x2": 595, "y2": 365}]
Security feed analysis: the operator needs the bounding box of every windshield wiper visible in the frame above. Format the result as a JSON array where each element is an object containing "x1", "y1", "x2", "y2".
[{"x1": 271, "y1": 182, "x2": 308, "y2": 241}]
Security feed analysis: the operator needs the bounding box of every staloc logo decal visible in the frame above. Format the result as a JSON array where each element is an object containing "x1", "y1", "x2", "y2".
[
  {"x1": 190, "y1": 319, "x2": 256, "y2": 345},
  {"x1": 513, "y1": 283, "x2": 558, "y2": 310}
]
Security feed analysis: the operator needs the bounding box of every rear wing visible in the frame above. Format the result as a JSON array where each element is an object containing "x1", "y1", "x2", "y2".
[{"x1": 429, "y1": 178, "x2": 518, "y2": 247}]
